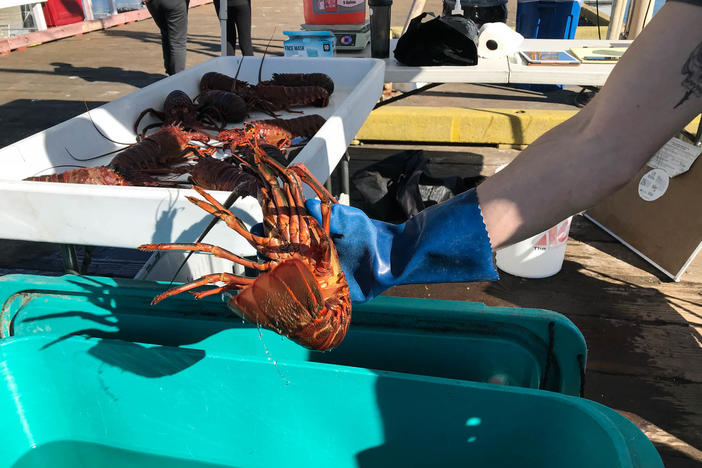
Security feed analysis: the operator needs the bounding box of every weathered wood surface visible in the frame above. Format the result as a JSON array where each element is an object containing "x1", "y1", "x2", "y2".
[{"x1": 348, "y1": 144, "x2": 702, "y2": 466}]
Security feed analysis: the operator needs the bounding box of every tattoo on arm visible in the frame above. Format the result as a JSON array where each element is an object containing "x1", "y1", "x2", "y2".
[{"x1": 674, "y1": 41, "x2": 702, "y2": 109}]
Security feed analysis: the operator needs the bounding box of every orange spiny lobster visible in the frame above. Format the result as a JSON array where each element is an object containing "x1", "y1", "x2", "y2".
[{"x1": 138, "y1": 149, "x2": 351, "y2": 351}]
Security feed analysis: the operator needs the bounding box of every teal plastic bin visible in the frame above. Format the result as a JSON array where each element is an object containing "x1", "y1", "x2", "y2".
[
  {"x1": 0, "y1": 274, "x2": 586, "y2": 395},
  {"x1": 0, "y1": 336, "x2": 663, "y2": 467}
]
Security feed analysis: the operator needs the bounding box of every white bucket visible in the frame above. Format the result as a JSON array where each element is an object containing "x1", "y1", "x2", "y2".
[
  {"x1": 492, "y1": 162, "x2": 572, "y2": 278},
  {"x1": 495, "y1": 217, "x2": 572, "y2": 278}
]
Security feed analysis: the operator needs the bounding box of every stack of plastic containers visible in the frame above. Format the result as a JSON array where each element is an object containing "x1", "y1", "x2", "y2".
[{"x1": 0, "y1": 274, "x2": 663, "y2": 467}]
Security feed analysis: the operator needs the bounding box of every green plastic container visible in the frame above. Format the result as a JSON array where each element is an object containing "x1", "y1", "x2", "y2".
[
  {"x1": 0, "y1": 274, "x2": 586, "y2": 395},
  {"x1": 0, "y1": 336, "x2": 662, "y2": 468}
]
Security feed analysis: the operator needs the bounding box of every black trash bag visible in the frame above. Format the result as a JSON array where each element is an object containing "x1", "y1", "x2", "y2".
[
  {"x1": 393, "y1": 12, "x2": 480, "y2": 66},
  {"x1": 351, "y1": 150, "x2": 485, "y2": 224}
]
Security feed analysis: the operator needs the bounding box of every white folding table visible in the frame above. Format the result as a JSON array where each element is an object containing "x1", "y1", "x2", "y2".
[
  {"x1": 508, "y1": 39, "x2": 631, "y2": 87},
  {"x1": 343, "y1": 38, "x2": 630, "y2": 86}
]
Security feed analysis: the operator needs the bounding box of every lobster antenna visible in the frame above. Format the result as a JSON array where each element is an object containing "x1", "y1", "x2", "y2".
[
  {"x1": 65, "y1": 101, "x2": 135, "y2": 161},
  {"x1": 83, "y1": 100, "x2": 135, "y2": 146},
  {"x1": 28, "y1": 164, "x2": 87, "y2": 177},
  {"x1": 232, "y1": 54, "x2": 246, "y2": 91},
  {"x1": 65, "y1": 145, "x2": 125, "y2": 162},
  {"x1": 257, "y1": 27, "x2": 277, "y2": 84}
]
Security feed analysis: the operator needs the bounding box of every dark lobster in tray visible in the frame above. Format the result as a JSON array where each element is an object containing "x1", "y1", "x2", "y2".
[
  {"x1": 139, "y1": 146, "x2": 351, "y2": 351},
  {"x1": 23, "y1": 69, "x2": 333, "y2": 190}
]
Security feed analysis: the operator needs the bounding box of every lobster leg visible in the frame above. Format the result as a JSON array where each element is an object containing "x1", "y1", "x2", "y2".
[
  {"x1": 138, "y1": 242, "x2": 273, "y2": 271},
  {"x1": 250, "y1": 154, "x2": 312, "y2": 249},
  {"x1": 287, "y1": 163, "x2": 337, "y2": 234},
  {"x1": 150, "y1": 272, "x2": 253, "y2": 305},
  {"x1": 190, "y1": 283, "x2": 241, "y2": 299},
  {"x1": 282, "y1": 170, "x2": 311, "y2": 249},
  {"x1": 185, "y1": 192, "x2": 267, "y2": 246},
  {"x1": 187, "y1": 186, "x2": 288, "y2": 261},
  {"x1": 250, "y1": 157, "x2": 294, "y2": 244}
]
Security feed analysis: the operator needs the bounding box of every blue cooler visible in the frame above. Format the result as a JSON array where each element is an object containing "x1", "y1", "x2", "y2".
[
  {"x1": 515, "y1": 0, "x2": 582, "y2": 90},
  {"x1": 516, "y1": 0, "x2": 582, "y2": 39}
]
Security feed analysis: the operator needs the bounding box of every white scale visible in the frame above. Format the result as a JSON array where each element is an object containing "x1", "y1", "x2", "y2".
[{"x1": 301, "y1": 21, "x2": 371, "y2": 51}]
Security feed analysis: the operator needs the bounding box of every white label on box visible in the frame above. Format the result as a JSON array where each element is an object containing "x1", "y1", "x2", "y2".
[
  {"x1": 638, "y1": 168, "x2": 669, "y2": 202},
  {"x1": 647, "y1": 137, "x2": 702, "y2": 178}
]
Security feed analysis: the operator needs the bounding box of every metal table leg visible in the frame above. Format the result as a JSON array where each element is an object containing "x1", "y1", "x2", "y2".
[
  {"x1": 60, "y1": 245, "x2": 80, "y2": 274},
  {"x1": 340, "y1": 151, "x2": 350, "y2": 196},
  {"x1": 373, "y1": 83, "x2": 442, "y2": 109}
]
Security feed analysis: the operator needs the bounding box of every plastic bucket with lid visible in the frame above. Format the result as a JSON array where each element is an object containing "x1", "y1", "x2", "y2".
[{"x1": 304, "y1": 0, "x2": 366, "y2": 25}]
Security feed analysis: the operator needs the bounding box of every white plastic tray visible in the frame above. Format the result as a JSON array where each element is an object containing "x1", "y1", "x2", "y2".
[{"x1": 0, "y1": 56, "x2": 384, "y2": 259}]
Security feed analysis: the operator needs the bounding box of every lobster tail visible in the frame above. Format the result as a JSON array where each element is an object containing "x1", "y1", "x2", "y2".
[{"x1": 232, "y1": 258, "x2": 350, "y2": 350}]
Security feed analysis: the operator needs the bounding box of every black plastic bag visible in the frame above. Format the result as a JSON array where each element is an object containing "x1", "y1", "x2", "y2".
[
  {"x1": 351, "y1": 150, "x2": 484, "y2": 224},
  {"x1": 393, "y1": 13, "x2": 480, "y2": 66}
]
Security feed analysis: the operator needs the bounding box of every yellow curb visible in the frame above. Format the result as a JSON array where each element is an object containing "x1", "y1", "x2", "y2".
[
  {"x1": 357, "y1": 107, "x2": 702, "y2": 146},
  {"x1": 574, "y1": 25, "x2": 609, "y2": 40},
  {"x1": 356, "y1": 107, "x2": 579, "y2": 145}
]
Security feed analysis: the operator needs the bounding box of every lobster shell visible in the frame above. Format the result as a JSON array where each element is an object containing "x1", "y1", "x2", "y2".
[
  {"x1": 231, "y1": 257, "x2": 350, "y2": 351},
  {"x1": 260, "y1": 73, "x2": 335, "y2": 95}
]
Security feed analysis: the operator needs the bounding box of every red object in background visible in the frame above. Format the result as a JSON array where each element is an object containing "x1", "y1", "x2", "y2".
[
  {"x1": 304, "y1": 0, "x2": 365, "y2": 25},
  {"x1": 42, "y1": 0, "x2": 85, "y2": 27}
]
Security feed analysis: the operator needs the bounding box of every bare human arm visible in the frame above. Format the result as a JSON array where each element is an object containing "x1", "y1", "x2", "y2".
[{"x1": 477, "y1": 1, "x2": 702, "y2": 250}]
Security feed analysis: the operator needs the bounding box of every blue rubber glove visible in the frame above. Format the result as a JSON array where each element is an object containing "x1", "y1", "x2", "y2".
[{"x1": 305, "y1": 188, "x2": 498, "y2": 303}]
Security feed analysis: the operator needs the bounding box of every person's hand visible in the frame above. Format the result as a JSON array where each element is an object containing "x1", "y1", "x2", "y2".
[{"x1": 305, "y1": 188, "x2": 498, "y2": 303}]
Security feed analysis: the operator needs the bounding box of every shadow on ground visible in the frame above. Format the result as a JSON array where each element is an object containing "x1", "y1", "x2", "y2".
[
  {"x1": 0, "y1": 99, "x2": 109, "y2": 147},
  {"x1": 0, "y1": 63, "x2": 164, "y2": 88},
  {"x1": 421, "y1": 83, "x2": 583, "y2": 107}
]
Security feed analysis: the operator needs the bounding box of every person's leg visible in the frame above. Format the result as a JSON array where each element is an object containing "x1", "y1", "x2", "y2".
[
  {"x1": 226, "y1": 4, "x2": 238, "y2": 56},
  {"x1": 162, "y1": 0, "x2": 189, "y2": 74},
  {"x1": 232, "y1": 0, "x2": 253, "y2": 56},
  {"x1": 145, "y1": 0, "x2": 171, "y2": 74}
]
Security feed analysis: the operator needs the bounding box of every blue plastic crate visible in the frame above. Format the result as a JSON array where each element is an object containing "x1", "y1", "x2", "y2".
[
  {"x1": 514, "y1": 0, "x2": 582, "y2": 91},
  {"x1": 516, "y1": 0, "x2": 582, "y2": 40}
]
